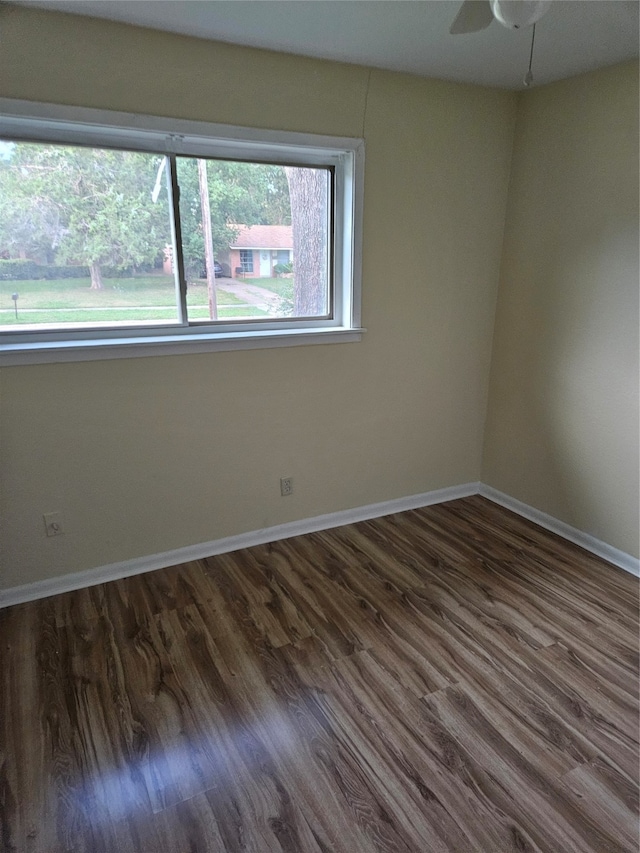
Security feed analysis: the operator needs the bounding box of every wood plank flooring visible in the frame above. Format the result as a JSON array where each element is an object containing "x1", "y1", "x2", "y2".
[{"x1": 1, "y1": 496, "x2": 638, "y2": 852}]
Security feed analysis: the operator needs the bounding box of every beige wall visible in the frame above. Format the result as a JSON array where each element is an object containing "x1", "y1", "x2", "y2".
[
  {"x1": 0, "y1": 7, "x2": 516, "y2": 588},
  {"x1": 483, "y1": 61, "x2": 640, "y2": 557}
]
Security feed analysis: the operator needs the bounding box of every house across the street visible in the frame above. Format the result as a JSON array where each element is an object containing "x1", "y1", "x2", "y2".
[{"x1": 226, "y1": 224, "x2": 293, "y2": 278}]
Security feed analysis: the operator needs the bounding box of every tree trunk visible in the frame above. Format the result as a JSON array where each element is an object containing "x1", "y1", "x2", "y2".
[
  {"x1": 89, "y1": 262, "x2": 103, "y2": 290},
  {"x1": 285, "y1": 167, "x2": 327, "y2": 317},
  {"x1": 197, "y1": 158, "x2": 218, "y2": 320}
]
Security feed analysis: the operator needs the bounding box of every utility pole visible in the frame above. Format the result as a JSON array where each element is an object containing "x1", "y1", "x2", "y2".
[{"x1": 197, "y1": 158, "x2": 218, "y2": 320}]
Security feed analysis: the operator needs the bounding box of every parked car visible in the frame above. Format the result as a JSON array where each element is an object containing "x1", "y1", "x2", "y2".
[{"x1": 199, "y1": 260, "x2": 225, "y2": 278}]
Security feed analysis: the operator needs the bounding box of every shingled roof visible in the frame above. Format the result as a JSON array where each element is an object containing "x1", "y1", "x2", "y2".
[{"x1": 230, "y1": 224, "x2": 293, "y2": 250}]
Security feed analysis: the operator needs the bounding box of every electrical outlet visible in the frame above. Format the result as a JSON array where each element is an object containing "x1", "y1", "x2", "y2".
[
  {"x1": 43, "y1": 511, "x2": 64, "y2": 537},
  {"x1": 280, "y1": 477, "x2": 293, "y2": 497}
]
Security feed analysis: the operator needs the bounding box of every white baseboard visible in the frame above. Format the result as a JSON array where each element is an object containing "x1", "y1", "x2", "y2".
[
  {"x1": 3, "y1": 480, "x2": 637, "y2": 608},
  {"x1": 478, "y1": 484, "x2": 640, "y2": 577},
  {"x1": 0, "y1": 481, "x2": 479, "y2": 608}
]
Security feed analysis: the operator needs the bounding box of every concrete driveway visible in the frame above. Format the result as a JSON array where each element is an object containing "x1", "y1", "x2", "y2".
[{"x1": 216, "y1": 277, "x2": 282, "y2": 312}]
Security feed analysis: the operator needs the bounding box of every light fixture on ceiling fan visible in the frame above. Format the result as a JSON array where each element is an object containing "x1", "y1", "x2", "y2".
[
  {"x1": 449, "y1": 1, "x2": 552, "y2": 34},
  {"x1": 449, "y1": 1, "x2": 552, "y2": 87}
]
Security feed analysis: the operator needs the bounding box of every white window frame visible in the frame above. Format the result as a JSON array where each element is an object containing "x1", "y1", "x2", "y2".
[{"x1": 0, "y1": 99, "x2": 364, "y2": 365}]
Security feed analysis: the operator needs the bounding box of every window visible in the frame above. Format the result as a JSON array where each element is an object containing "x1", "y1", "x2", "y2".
[
  {"x1": 0, "y1": 100, "x2": 363, "y2": 364},
  {"x1": 239, "y1": 250, "x2": 254, "y2": 275}
]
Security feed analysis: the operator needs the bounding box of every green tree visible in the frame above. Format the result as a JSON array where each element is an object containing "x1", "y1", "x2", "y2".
[
  {"x1": 176, "y1": 158, "x2": 291, "y2": 284},
  {"x1": 260, "y1": 166, "x2": 291, "y2": 226},
  {"x1": 0, "y1": 143, "x2": 295, "y2": 304},
  {"x1": 0, "y1": 143, "x2": 65, "y2": 263},
  {"x1": 0, "y1": 143, "x2": 169, "y2": 289}
]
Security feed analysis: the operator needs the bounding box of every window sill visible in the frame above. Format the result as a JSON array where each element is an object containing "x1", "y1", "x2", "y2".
[{"x1": 0, "y1": 326, "x2": 365, "y2": 365}]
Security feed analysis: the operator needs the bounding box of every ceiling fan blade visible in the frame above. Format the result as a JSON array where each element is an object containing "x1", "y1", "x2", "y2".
[{"x1": 449, "y1": 0, "x2": 494, "y2": 34}]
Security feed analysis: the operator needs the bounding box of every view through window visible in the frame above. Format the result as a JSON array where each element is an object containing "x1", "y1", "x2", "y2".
[{"x1": 0, "y1": 140, "x2": 331, "y2": 331}]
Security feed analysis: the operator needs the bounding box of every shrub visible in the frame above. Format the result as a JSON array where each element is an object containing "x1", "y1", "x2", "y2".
[
  {"x1": 0, "y1": 260, "x2": 148, "y2": 280},
  {"x1": 0, "y1": 259, "x2": 47, "y2": 280},
  {"x1": 273, "y1": 262, "x2": 293, "y2": 276}
]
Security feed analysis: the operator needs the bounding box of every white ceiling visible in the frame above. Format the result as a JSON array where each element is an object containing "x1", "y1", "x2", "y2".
[{"x1": 15, "y1": 0, "x2": 640, "y2": 89}]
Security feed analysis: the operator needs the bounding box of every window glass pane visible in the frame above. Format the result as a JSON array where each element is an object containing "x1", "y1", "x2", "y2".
[
  {"x1": 0, "y1": 141, "x2": 178, "y2": 330},
  {"x1": 176, "y1": 157, "x2": 330, "y2": 322},
  {"x1": 239, "y1": 249, "x2": 253, "y2": 274}
]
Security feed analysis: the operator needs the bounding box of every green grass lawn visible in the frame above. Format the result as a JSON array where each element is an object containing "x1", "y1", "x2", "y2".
[
  {"x1": 0, "y1": 275, "x2": 267, "y2": 325},
  {"x1": 250, "y1": 276, "x2": 294, "y2": 303}
]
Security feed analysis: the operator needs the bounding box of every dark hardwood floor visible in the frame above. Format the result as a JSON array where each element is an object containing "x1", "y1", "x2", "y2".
[{"x1": 1, "y1": 496, "x2": 638, "y2": 852}]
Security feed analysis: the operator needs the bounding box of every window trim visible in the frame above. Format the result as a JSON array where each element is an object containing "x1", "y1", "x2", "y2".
[{"x1": 0, "y1": 98, "x2": 364, "y2": 364}]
